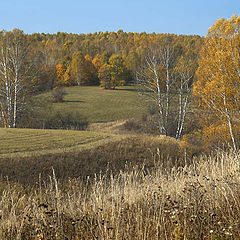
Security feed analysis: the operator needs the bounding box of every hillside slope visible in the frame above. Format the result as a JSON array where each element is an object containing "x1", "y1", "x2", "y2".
[{"x1": 0, "y1": 128, "x2": 122, "y2": 158}]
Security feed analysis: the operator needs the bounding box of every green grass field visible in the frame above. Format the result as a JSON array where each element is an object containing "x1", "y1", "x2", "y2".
[
  {"x1": 0, "y1": 86, "x2": 149, "y2": 158},
  {"x1": 0, "y1": 128, "x2": 122, "y2": 158},
  {"x1": 43, "y1": 86, "x2": 148, "y2": 123}
]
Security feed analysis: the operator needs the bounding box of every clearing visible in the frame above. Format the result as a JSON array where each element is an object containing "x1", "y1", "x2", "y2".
[{"x1": 39, "y1": 86, "x2": 148, "y2": 123}]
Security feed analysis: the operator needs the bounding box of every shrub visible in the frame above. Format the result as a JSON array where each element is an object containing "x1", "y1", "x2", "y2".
[
  {"x1": 121, "y1": 115, "x2": 160, "y2": 135},
  {"x1": 52, "y1": 87, "x2": 67, "y2": 103}
]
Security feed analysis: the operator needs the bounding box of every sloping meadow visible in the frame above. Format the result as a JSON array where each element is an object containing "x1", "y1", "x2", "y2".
[
  {"x1": 0, "y1": 135, "x2": 182, "y2": 185},
  {"x1": 0, "y1": 138, "x2": 239, "y2": 239}
]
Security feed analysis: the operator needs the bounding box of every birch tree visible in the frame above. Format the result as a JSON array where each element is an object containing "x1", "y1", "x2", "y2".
[
  {"x1": 0, "y1": 29, "x2": 29, "y2": 128},
  {"x1": 175, "y1": 57, "x2": 195, "y2": 139},
  {"x1": 137, "y1": 45, "x2": 176, "y2": 136},
  {"x1": 70, "y1": 51, "x2": 90, "y2": 86},
  {"x1": 193, "y1": 15, "x2": 240, "y2": 153},
  {"x1": 137, "y1": 42, "x2": 195, "y2": 138},
  {"x1": 0, "y1": 31, "x2": 11, "y2": 127}
]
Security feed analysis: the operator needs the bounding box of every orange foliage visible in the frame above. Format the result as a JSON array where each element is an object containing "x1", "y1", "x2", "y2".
[{"x1": 55, "y1": 64, "x2": 66, "y2": 87}]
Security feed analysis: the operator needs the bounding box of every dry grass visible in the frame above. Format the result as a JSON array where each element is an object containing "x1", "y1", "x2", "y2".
[
  {"x1": 87, "y1": 120, "x2": 128, "y2": 134},
  {"x1": 0, "y1": 151, "x2": 239, "y2": 239},
  {"x1": 0, "y1": 135, "x2": 183, "y2": 185}
]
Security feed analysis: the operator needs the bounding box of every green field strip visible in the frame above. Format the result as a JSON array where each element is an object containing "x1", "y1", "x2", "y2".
[
  {"x1": 41, "y1": 86, "x2": 148, "y2": 123},
  {"x1": 0, "y1": 128, "x2": 123, "y2": 158}
]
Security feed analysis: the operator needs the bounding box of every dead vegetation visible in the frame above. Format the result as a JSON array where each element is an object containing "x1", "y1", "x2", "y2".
[
  {"x1": 0, "y1": 135, "x2": 183, "y2": 185},
  {"x1": 0, "y1": 151, "x2": 240, "y2": 239}
]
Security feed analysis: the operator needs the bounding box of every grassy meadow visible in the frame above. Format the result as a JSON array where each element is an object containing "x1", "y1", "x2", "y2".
[
  {"x1": 43, "y1": 86, "x2": 148, "y2": 123},
  {"x1": 0, "y1": 128, "x2": 122, "y2": 158}
]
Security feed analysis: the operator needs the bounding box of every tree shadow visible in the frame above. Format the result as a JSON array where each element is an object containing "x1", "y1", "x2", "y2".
[
  {"x1": 64, "y1": 100, "x2": 85, "y2": 103},
  {"x1": 115, "y1": 87, "x2": 153, "y2": 93},
  {"x1": 114, "y1": 88, "x2": 139, "y2": 92}
]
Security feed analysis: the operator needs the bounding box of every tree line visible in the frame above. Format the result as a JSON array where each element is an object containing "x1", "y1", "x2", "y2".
[{"x1": 0, "y1": 29, "x2": 203, "y2": 128}]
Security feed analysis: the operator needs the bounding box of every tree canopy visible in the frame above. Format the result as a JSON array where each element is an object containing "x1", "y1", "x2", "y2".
[{"x1": 193, "y1": 15, "x2": 240, "y2": 152}]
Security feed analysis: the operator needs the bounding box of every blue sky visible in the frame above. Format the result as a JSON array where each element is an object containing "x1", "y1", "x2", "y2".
[{"x1": 1, "y1": 0, "x2": 239, "y2": 36}]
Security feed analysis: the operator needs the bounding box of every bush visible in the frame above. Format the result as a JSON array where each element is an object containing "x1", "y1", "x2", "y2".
[
  {"x1": 52, "y1": 87, "x2": 67, "y2": 103},
  {"x1": 21, "y1": 111, "x2": 88, "y2": 130},
  {"x1": 122, "y1": 115, "x2": 160, "y2": 135}
]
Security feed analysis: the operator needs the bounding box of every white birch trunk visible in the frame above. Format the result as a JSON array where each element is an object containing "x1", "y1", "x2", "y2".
[
  {"x1": 0, "y1": 48, "x2": 12, "y2": 127},
  {"x1": 13, "y1": 74, "x2": 18, "y2": 128},
  {"x1": 0, "y1": 102, "x2": 7, "y2": 127},
  {"x1": 176, "y1": 75, "x2": 190, "y2": 140},
  {"x1": 0, "y1": 30, "x2": 28, "y2": 128},
  {"x1": 152, "y1": 60, "x2": 165, "y2": 134},
  {"x1": 177, "y1": 94, "x2": 189, "y2": 140},
  {"x1": 165, "y1": 67, "x2": 170, "y2": 135},
  {"x1": 223, "y1": 95, "x2": 238, "y2": 154},
  {"x1": 176, "y1": 84, "x2": 183, "y2": 139}
]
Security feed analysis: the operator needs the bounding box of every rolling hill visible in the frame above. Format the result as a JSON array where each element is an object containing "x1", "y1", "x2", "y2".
[{"x1": 0, "y1": 128, "x2": 122, "y2": 158}]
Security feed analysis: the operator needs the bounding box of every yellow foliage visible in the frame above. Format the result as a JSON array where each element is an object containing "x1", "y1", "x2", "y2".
[
  {"x1": 92, "y1": 54, "x2": 104, "y2": 71},
  {"x1": 180, "y1": 132, "x2": 205, "y2": 156},
  {"x1": 84, "y1": 54, "x2": 92, "y2": 62},
  {"x1": 55, "y1": 64, "x2": 66, "y2": 87},
  {"x1": 63, "y1": 66, "x2": 73, "y2": 86},
  {"x1": 194, "y1": 15, "x2": 240, "y2": 113},
  {"x1": 202, "y1": 123, "x2": 240, "y2": 149},
  {"x1": 193, "y1": 15, "x2": 240, "y2": 151}
]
